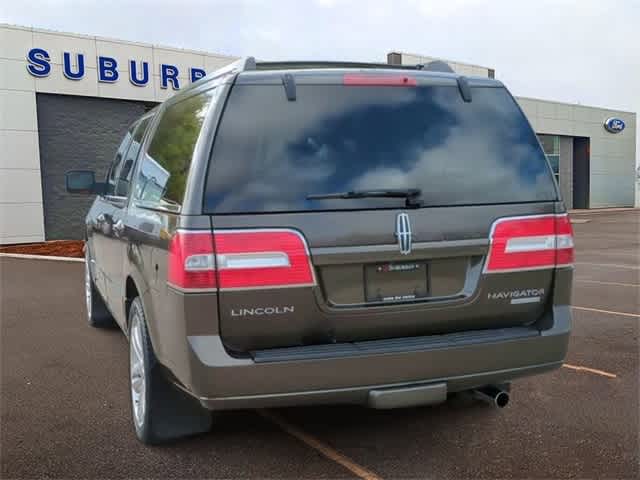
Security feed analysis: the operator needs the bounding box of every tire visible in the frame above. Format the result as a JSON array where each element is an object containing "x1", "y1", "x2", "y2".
[
  {"x1": 128, "y1": 297, "x2": 212, "y2": 444},
  {"x1": 84, "y1": 250, "x2": 116, "y2": 328}
]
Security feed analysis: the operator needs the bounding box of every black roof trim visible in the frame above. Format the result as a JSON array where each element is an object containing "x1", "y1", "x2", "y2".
[
  {"x1": 457, "y1": 76, "x2": 472, "y2": 102},
  {"x1": 281, "y1": 73, "x2": 296, "y2": 101},
  {"x1": 256, "y1": 61, "x2": 422, "y2": 71}
]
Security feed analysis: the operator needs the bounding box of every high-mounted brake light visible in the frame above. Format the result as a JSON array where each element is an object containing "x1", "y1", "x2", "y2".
[
  {"x1": 167, "y1": 229, "x2": 315, "y2": 291},
  {"x1": 343, "y1": 74, "x2": 417, "y2": 86},
  {"x1": 484, "y1": 214, "x2": 574, "y2": 273}
]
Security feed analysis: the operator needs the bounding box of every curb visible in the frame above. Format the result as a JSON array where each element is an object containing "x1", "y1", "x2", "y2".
[{"x1": 0, "y1": 253, "x2": 85, "y2": 263}]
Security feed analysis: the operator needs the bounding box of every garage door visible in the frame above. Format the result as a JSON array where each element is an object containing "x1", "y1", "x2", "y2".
[{"x1": 36, "y1": 93, "x2": 155, "y2": 240}]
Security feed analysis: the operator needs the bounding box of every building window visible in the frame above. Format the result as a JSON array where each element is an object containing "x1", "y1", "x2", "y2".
[{"x1": 538, "y1": 134, "x2": 560, "y2": 183}]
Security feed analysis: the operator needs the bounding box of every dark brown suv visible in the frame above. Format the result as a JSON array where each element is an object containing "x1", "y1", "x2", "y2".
[{"x1": 66, "y1": 58, "x2": 573, "y2": 444}]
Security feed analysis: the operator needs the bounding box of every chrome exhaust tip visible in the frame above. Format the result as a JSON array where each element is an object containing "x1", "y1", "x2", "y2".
[{"x1": 473, "y1": 385, "x2": 510, "y2": 408}]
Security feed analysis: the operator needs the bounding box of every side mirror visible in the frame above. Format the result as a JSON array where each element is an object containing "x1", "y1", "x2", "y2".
[{"x1": 66, "y1": 170, "x2": 100, "y2": 194}]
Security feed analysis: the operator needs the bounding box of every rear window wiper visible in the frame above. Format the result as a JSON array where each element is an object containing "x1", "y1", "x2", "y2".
[{"x1": 306, "y1": 188, "x2": 423, "y2": 207}]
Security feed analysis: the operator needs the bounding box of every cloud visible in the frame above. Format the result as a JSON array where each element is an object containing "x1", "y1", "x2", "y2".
[
  {"x1": 314, "y1": 0, "x2": 341, "y2": 7},
  {"x1": 409, "y1": 0, "x2": 486, "y2": 18}
]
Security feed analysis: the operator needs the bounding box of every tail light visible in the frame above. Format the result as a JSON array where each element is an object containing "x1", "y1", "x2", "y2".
[
  {"x1": 343, "y1": 74, "x2": 417, "y2": 86},
  {"x1": 168, "y1": 229, "x2": 315, "y2": 291},
  {"x1": 484, "y1": 214, "x2": 574, "y2": 273},
  {"x1": 168, "y1": 231, "x2": 216, "y2": 290}
]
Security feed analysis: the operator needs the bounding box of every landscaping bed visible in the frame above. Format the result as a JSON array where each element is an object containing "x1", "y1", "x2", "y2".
[{"x1": 0, "y1": 240, "x2": 84, "y2": 258}]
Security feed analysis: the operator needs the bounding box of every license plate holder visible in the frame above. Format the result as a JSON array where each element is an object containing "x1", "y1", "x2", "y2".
[{"x1": 365, "y1": 261, "x2": 429, "y2": 303}]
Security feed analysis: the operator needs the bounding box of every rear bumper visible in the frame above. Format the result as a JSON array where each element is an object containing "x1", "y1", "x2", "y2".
[{"x1": 183, "y1": 306, "x2": 570, "y2": 410}]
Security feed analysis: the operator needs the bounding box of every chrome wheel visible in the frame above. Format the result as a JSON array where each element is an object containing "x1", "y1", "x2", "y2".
[
  {"x1": 129, "y1": 308, "x2": 146, "y2": 429},
  {"x1": 84, "y1": 254, "x2": 92, "y2": 321}
]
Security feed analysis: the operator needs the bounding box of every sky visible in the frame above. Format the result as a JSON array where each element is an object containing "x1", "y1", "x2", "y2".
[{"x1": 2, "y1": 0, "x2": 639, "y2": 166}]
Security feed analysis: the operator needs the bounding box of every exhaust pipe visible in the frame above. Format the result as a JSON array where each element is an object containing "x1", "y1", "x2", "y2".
[{"x1": 473, "y1": 385, "x2": 510, "y2": 408}]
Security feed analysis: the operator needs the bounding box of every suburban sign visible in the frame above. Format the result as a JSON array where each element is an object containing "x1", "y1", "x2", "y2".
[
  {"x1": 603, "y1": 117, "x2": 626, "y2": 134},
  {"x1": 26, "y1": 47, "x2": 207, "y2": 90}
]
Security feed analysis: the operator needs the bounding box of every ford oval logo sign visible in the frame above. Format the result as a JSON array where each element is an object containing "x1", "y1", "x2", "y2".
[{"x1": 604, "y1": 117, "x2": 625, "y2": 134}]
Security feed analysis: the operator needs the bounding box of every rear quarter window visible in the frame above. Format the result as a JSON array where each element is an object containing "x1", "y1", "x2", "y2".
[
  {"x1": 204, "y1": 83, "x2": 557, "y2": 213},
  {"x1": 132, "y1": 88, "x2": 218, "y2": 211}
]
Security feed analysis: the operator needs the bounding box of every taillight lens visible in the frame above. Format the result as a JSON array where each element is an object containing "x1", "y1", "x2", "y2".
[
  {"x1": 167, "y1": 229, "x2": 315, "y2": 291},
  {"x1": 214, "y1": 230, "x2": 314, "y2": 289},
  {"x1": 343, "y1": 74, "x2": 417, "y2": 86},
  {"x1": 168, "y1": 231, "x2": 216, "y2": 290},
  {"x1": 554, "y1": 214, "x2": 575, "y2": 267},
  {"x1": 484, "y1": 214, "x2": 574, "y2": 273}
]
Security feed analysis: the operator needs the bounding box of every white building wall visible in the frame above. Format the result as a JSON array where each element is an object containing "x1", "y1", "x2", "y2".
[
  {"x1": 519, "y1": 97, "x2": 637, "y2": 208},
  {"x1": 0, "y1": 25, "x2": 45, "y2": 244},
  {"x1": 0, "y1": 24, "x2": 237, "y2": 244}
]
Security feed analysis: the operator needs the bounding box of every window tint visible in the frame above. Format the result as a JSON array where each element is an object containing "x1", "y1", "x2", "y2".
[
  {"x1": 204, "y1": 84, "x2": 557, "y2": 214},
  {"x1": 106, "y1": 126, "x2": 135, "y2": 196},
  {"x1": 133, "y1": 89, "x2": 218, "y2": 210},
  {"x1": 114, "y1": 115, "x2": 153, "y2": 197}
]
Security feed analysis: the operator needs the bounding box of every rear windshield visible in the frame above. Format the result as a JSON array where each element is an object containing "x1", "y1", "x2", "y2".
[{"x1": 204, "y1": 84, "x2": 557, "y2": 213}]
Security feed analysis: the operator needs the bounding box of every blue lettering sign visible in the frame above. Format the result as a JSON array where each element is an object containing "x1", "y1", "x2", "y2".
[
  {"x1": 26, "y1": 48, "x2": 51, "y2": 77},
  {"x1": 190, "y1": 67, "x2": 206, "y2": 83},
  {"x1": 98, "y1": 56, "x2": 119, "y2": 83},
  {"x1": 27, "y1": 47, "x2": 208, "y2": 91},
  {"x1": 160, "y1": 64, "x2": 180, "y2": 90},
  {"x1": 129, "y1": 60, "x2": 149, "y2": 87},
  {"x1": 62, "y1": 52, "x2": 85, "y2": 80}
]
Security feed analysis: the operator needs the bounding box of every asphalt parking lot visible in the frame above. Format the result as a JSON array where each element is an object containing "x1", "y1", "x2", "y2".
[{"x1": 1, "y1": 210, "x2": 638, "y2": 479}]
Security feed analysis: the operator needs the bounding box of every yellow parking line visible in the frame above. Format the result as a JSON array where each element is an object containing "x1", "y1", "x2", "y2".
[
  {"x1": 574, "y1": 278, "x2": 640, "y2": 288},
  {"x1": 563, "y1": 363, "x2": 617, "y2": 379},
  {"x1": 259, "y1": 409, "x2": 383, "y2": 480},
  {"x1": 572, "y1": 305, "x2": 640, "y2": 318}
]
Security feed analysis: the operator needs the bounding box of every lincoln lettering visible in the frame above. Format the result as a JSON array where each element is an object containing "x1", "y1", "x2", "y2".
[
  {"x1": 231, "y1": 306, "x2": 295, "y2": 317},
  {"x1": 26, "y1": 47, "x2": 207, "y2": 89}
]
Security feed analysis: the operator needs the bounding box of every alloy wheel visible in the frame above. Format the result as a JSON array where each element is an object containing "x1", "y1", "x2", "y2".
[
  {"x1": 84, "y1": 254, "x2": 92, "y2": 321},
  {"x1": 129, "y1": 309, "x2": 146, "y2": 429}
]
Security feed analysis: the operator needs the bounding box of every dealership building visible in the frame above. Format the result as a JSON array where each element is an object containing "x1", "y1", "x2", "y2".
[{"x1": 0, "y1": 24, "x2": 637, "y2": 244}]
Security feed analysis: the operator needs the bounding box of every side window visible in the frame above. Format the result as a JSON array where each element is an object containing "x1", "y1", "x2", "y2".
[
  {"x1": 105, "y1": 126, "x2": 135, "y2": 196},
  {"x1": 133, "y1": 88, "x2": 219, "y2": 211},
  {"x1": 115, "y1": 115, "x2": 153, "y2": 197}
]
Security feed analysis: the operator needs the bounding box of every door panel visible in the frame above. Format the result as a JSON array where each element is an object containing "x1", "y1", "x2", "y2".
[
  {"x1": 86, "y1": 197, "x2": 115, "y2": 303},
  {"x1": 101, "y1": 196, "x2": 128, "y2": 327},
  {"x1": 106, "y1": 114, "x2": 156, "y2": 326}
]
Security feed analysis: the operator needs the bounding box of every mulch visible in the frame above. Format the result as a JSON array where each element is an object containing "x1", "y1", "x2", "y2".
[{"x1": 0, "y1": 240, "x2": 85, "y2": 258}]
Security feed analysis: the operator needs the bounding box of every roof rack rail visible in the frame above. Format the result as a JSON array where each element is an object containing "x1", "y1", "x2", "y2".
[
  {"x1": 255, "y1": 61, "x2": 421, "y2": 71},
  {"x1": 165, "y1": 56, "x2": 256, "y2": 103},
  {"x1": 208, "y1": 56, "x2": 256, "y2": 79}
]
